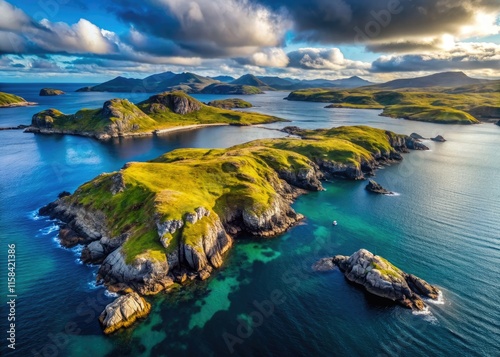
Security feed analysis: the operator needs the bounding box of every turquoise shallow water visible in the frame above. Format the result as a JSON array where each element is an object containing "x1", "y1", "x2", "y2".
[{"x1": 0, "y1": 86, "x2": 499, "y2": 356}]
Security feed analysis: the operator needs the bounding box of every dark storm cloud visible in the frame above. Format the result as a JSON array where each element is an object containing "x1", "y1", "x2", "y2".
[
  {"x1": 259, "y1": 0, "x2": 499, "y2": 49},
  {"x1": 371, "y1": 43, "x2": 500, "y2": 72},
  {"x1": 109, "y1": 0, "x2": 288, "y2": 57}
]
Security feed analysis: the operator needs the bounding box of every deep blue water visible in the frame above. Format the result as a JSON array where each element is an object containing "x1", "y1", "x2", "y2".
[{"x1": 0, "y1": 85, "x2": 499, "y2": 356}]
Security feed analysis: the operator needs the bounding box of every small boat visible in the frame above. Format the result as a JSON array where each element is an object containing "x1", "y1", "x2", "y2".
[{"x1": 332, "y1": 220, "x2": 337, "y2": 226}]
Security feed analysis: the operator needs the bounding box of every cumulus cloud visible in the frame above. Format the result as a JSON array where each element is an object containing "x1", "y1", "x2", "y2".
[
  {"x1": 236, "y1": 47, "x2": 289, "y2": 67},
  {"x1": 371, "y1": 42, "x2": 500, "y2": 72},
  {"x1": 111, "y1": 0, "x2": 290, "y2": 57},
  {"x1": 287, "y1": 48, "x2": 370, "y2": 70}
]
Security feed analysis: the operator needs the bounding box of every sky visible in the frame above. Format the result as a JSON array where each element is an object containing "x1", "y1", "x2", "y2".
[{"x1": 0, "y1": 0, "x2": 499, "y2": 82}]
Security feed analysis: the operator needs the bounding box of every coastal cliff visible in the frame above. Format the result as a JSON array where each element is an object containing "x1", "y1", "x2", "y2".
[
  {"x1": 25, "y1": 91, "x2": 284, "y2": 140},
  {"x1": 39, "y1": 125, "x2": 425, "y2": 333}
]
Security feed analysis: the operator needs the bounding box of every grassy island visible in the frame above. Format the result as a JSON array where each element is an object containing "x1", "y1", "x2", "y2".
[
  {"x1": 28, "y1": 91, "x2": 283, "y2": 139},
  {"x1": 0, "y1": 91, "x2": 36, "y2": 108},
  {"x1": 287, "y1": 86, "x2": 500, "y2": 124},
  {"x1": 50, "y1": 125, "x2": 410, "y2": 266}
]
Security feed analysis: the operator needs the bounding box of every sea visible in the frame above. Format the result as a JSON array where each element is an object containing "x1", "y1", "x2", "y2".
[{"x1": 0, "y1": 83, "x2": 499, "y2": 357}]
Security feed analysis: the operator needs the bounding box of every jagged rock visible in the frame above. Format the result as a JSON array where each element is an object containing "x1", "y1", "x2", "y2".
[
  {"x1": 40, "y1": 88, "x2": 64, "y2": 96},
  {"x1": 496, "y1": 120, "x2": 500, "y2": 126},
  {"x1": 281, "y1": 126, "x2": 305, "y2": 136},
  {"x1": 405, "y1": 137, "x2": 429, "y2": 150},
  {"x1": 322, "y1": 249, "x2": 439, "y2": 310},
  {"x1": 38, "y1": 198, "x2": 108, "y2": 242},
  {"x1": 98, "y1": 248, "x2": 172, "y2": 295},
  {"x1": 145, "y1": 92, "x2": 202, "y2": 115},
  {"x1": 185, "y1": 207, "x2": 210, "y2": 224},
  {"x1": 431, "y1": 135, "x2": 446, "y2": 142},
  {"x1": 198, "y1": 269, "x2": 211, "y2": 281},
  {"x1": 110, "y1": 173, "x2": 126, "y2": 195},
  {"x1": 366, "y1": 179, "x2": 393, "y2": 195},
  {"x1": 31, "y1": 109, "x2": 63, "y2": 129},
  {"x1": 58, "y1": 227, "x2": 85, "y2": 248},
  {"x1": 99, "y1": 292, "x2": 151, "y2": 334},
  {"x1": 410, "y1": 133, "x2": 425, "y2": 140},
  {"x1": 312, "y1": 258, "x2": 336, "y2": 272},
  {"x1": 276, "y1": 165, "x2": 323, "y2": 191}
]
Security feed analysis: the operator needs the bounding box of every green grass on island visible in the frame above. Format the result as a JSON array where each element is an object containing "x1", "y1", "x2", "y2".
[
  {"x1": 207, "y1": 98, "x2": 253, "y2": 109},
  {"x1": 63, "y1": 125, "x2": 403, "y2": 263},
  {"x1": 287, "y1": 86, "x2": 500, "y2": 124},
  {"x1": 0, "y1": 91, "x2": 27, "y2": 106},
  {"x1": 30, "y1": 91, "x2": 284, "y2": 138}
]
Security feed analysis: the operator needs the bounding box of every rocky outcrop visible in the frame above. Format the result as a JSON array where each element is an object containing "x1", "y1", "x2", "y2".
[
  {"x1": 366, "y1": 180, "x2": 393, "y2": 195},
  {"x1": 99, "y1": 292, "x2": 151, "y2": 334},
  {"x1": 496, "y1": 120, "x2": 500, "y2": 126},
  {"x1": 143, "y1": 92, "x2": 202, "y2": 115},
  {"x1": 317, "y1": 249, "x2": 439, "y2": 310},
  {"x1": 405, "y1": 136, "x2": 429, "y2": 150},
  {"x1": 410, "y1": 132, "x2": 425, "y2": 140},
  {"x1": 98, "y1": 248, "x2": 173, "y2": 295},
  {"x1": 431, "y1": 135, "x2": 446, "y2": 142},
  {"x1": 40, "y1": 88, "x2": 65, "y2": 96},
  {"x1": 275, "y1": 165, "x2": 323, "y2": 191},
  {"x1": 31, "y1": 109, "x2": 64, "y2": 129},
  {"x1": 39, "y1": 198, "x2": 108, "y2": 243}
]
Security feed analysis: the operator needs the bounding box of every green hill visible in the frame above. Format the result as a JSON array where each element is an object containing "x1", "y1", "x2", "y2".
[
  {"x1": 0, "y1": 91, "x2": 31, "y2": 107},
  {"x1": 28, "y1": 91, "x2": 285, "y2": 139},
  {"x1": 286, "y1": 87, "x2": 500, "y2": 124}
]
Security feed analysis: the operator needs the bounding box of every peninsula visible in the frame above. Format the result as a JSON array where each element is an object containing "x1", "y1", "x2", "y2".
[
  {"x1": 0, "y1": 91, "x2": 37, "y2": 108},
  {"x1": 26, "y1": 91, "x2": 283, "y2": 140},
  {"x1": 39, "y1": 125, "x2": 427, "y2": 333}
]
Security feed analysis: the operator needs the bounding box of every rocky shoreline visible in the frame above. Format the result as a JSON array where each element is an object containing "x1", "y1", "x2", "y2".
[
  {"x1": 0, "y1": 101, "x2": 37, "y2": 108},
  {"x1": 38, "y1": 126, "x2": 428, "y2": 334}
]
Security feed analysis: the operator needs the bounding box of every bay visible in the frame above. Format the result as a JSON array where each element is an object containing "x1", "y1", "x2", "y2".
[{"x1": 0, "y1": 85, "x2": 499, "y2": 356}]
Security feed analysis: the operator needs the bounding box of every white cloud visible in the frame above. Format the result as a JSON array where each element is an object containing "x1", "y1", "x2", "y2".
[
  {"x1": 288, "y1": 48, "x2": 370, "y2": 70},
  {"x1": 247, "y1": 48, "x2": 289, "y2": 67}
]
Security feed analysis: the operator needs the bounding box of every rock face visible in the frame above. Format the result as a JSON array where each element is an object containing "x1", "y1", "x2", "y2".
[
  {"x1": 144, "y1": 92, "x2": 202, "y2": 115},
  {"x1": 366, "y1": 179, "x2": 393, "y2": 195},
  {"x1": 40, "y1": 88, "x2": 65, "y2": 96},
  {"x1": 431, "y1": 135, "x2": 446, "y2": 142},
  {"x1": 318, "y1": 249, "x2": 439, "y2": 310},
  {"x1": 99, "y1": 292, "x2": 151, "y2": 334},
  {"x1": 31, "y1": 109, "x2": 64, "y2": 129},
  {"x1": 405, "y1": 136, "x2": 429, "y2": 150}
]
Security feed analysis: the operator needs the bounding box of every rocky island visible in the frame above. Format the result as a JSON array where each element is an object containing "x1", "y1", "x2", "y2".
[
  {"x1": 365, "y1": 179, "x2": 393, "y2": 195},
  {"x1": 314, "y1": 249, "x2": 440, "y2": 310},
  {"x1": 39, "y1": 88, "x2": 65, "y2": 96},
  {"x1": 207, "y1": 98, "x2": 253, "y2": 109},
  {"x1": 25, "y1": 91, "x2": 283, "y2": 140},
  {"x1": 39, "y1": 125, "x2": 428, "y2": 333},
  {"x1": 0, "y1": 91, "x2": 37, "y2": 108}
]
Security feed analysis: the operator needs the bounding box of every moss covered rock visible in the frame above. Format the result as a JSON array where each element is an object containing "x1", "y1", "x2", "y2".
[{"x1": 318, "y1": 249, "x2": 440, "y2": 310}]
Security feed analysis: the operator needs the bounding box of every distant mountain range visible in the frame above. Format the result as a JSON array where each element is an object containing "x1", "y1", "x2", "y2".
[
  {"x1": 368, "y1": 71, "x2": 489, "y2": 90},
  {"x1": 76, "y1": 71, "x2": 493, "y2": 95}
]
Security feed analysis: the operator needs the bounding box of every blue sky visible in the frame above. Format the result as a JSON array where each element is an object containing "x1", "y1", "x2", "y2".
[{"x1": 0, "y1": 0, "x2": 499, "y2": 82}]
